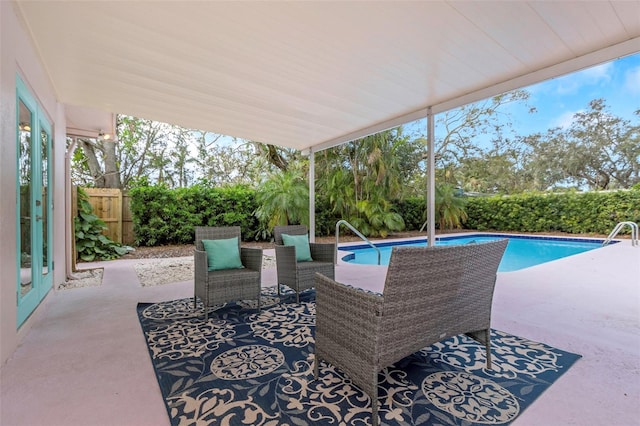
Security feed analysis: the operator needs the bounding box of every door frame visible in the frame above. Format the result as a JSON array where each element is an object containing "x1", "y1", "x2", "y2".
[{"x1": 16, "y1": 76, "x2": 53, "y2": 327}]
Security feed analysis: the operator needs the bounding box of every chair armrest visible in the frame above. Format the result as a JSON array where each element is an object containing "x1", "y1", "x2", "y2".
[
  {"x1": 315, "y1": 272, "x2": 383, "y2": 356},
  {"x1": 310, "y1": 242, "x2": 335, "y2": 263},
  {"x1": 275, "y1": 244, "x2": 297, "y2": 282},
  {"x1": 275, "y1": 244, "x2": 296, "y2": 261},
  {"x1": 241, "y1": 247, "x2": 263, "y2": 271},
  {"x1": 275, "y1": 244, "x2": 296, "y2": 264},
  {"x1": 194, "y1": 249, "x2": 208, "y2": 282}
]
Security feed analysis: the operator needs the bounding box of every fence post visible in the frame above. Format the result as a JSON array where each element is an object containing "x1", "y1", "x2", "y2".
[{"x1": 121, "y1": 191, "x2": 135, "y2": 245}]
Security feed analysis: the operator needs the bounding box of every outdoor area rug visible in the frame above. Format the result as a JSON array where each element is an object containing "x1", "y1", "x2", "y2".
[{"x1": 137, "y1": 287, "x2": 581, "y2": 426}]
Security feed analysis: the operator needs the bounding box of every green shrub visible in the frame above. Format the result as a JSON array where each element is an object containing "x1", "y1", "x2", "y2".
[
  {"x1": 129, "y1": 184, "x2": 639, "y2": 246},
  {"x1": 75, "y1": 187, "x2": 129, "y2": 261},
  {"x1": 129, "y1": 184, "x2": 259, "y2": 246},
  {"x1": 313, "y1": 197, "x2": 341, "y2": 237},
  {"x1": 464, "y1": 189, "x2": 640, "y2": 234},
  {"x1": 393, "y1": 197, "x2": 425, "y2": 231}
]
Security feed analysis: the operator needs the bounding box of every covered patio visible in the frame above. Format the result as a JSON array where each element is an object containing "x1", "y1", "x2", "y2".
[
  {"x1": 7, "y1": 3, "x2": 639, "y2": 239},
  {"x1": 2, "y1": 1, "x2": 640, "y2": 423},
  {"x1": 1, "y1": 238, "x2": 638, "y2": 425}
]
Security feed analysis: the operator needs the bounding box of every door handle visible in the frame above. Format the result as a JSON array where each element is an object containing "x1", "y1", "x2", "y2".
[{"x1": 35, "y1": 215, "x2": 43, "y2": 221}]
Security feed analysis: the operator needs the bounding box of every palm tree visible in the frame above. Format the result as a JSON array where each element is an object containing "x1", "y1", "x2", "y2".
[
  {"x1": 435, "y1": 184, "x2": 468, "y2": 229},
  {"x1": 420, "y1": 184, "x2": 468, "y2": 231},
  {"x1": 254, "y1": 169, "x2": 309, "y2": 231},
  {"x1": 316, "y1": 128, "x2": 413, "y2": 236}
]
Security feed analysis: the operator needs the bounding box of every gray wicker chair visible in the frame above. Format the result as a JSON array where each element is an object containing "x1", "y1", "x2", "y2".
[
  {"x1": 314, "y1": 239, "x2": 508, "y2": 426},
  {"x1": 194, "y1": 226, "x2": 262, "y2": 320},
  {"x1": 273, "y1": 225, "x2": 335, "y2": 303}
]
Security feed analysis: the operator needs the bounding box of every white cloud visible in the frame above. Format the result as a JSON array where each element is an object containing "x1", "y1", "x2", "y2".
[
  {"x1": 551, "y1": 110, "x2": 581, "y2": 129},
  {"x1": 623, "y1": 66, "x2": 640, "y2": 94},
  {"x1": 554, "y1": 62, "x2": 614, "y2": 95},
  {"x1": 582, "y1": 62, "x2": 614, "y2": 83}
]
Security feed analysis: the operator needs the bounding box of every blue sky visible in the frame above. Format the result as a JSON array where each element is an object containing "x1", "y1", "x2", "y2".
[
  {"x1": 510, "y1": 52, "x2": 640, "y2": 134},
  {"x1": 409, "y1": 52, "x2": 640, "y2": 147}
]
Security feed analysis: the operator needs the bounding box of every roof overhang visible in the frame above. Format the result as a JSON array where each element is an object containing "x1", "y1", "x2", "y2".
[
  {"x1": 65, "y1": 104, "x2": 116, "y2": 140},
  {"x1": 14, "y1": 1, "x2": 640, "y2": 151}
]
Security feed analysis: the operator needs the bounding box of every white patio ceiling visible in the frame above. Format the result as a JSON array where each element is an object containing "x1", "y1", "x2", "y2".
[{"x1": 15, "y1": 1, "x2": 640, "y2": 151}]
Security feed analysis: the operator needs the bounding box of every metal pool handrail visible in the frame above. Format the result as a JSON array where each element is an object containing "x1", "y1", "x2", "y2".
[
  {"x1": 335, "y1": 220, "x2": 381, "y2": 265},
  {"x1": 603, "y1": 221, "x2": 638, "y2": 247}
]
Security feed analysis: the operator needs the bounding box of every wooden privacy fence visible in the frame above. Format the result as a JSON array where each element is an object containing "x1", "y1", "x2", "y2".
[{"x1": 80, "y1": 187, "x2": 135, "y2": 245}]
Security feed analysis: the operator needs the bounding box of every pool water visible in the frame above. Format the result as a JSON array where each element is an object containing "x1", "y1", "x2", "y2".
[{"x1": 341, "y1": 234, "x2": 608, "y2": 272}]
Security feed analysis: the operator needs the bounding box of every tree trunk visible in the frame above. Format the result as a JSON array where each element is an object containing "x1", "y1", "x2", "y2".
[
  {"x1": 267, "y1": 144, "x2": 289, "y2": 171},
  {"x1": 102, "y1": 140, "x2": 122, "y2": 188},
  {"x1": 78, "y1": 139, "x2": 105, "y2": 187}
]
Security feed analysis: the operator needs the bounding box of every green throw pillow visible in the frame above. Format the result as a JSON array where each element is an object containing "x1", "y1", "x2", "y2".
[
  {"x1": 202, "y1": 237, "x2": 244, "y2": 271},
  {"x1": 281, "y1": 233, "x2": 313, "y2": 262}
]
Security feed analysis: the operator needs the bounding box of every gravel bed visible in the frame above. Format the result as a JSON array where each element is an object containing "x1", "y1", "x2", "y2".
[{"x1": 62, "y1": 255, "x2": 277, "y2": 289}]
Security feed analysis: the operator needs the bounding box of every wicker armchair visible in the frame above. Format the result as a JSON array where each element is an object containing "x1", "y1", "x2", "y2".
[
  {"x1": 314, "y1": 239, "x2": 508, "y2": 426},
  {"x1": 273, "y1": 225, "x2": 335, "y2": 303},
  {"x1": 194, "y1": 226, "x2": 262, "y2": 320}
]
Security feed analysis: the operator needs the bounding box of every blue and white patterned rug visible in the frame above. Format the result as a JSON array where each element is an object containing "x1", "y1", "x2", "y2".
[{"x1": 137, "y1": 287, "x2": 580, "y2": 426}]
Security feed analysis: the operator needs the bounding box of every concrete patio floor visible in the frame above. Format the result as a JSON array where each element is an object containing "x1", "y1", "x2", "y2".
[{"x1": 1, "y1": 237, "x2": 639, "y2": 426}]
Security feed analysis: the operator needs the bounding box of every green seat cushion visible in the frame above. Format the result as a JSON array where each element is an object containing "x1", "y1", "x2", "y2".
[
  {"x1": 281, "y1": 233, "x2": 313, "y2": 262},
  {"x1": 202, "y1": 237, "x2": 244, "y2": 271}
]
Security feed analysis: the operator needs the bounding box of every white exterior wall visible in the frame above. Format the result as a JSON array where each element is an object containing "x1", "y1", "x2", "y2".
[{"x1": 1, "y1": 1, "x2": 68, "y2": 366}]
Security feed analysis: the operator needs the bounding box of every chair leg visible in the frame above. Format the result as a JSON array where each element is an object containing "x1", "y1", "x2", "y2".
[
  {"x1": 485, "y1": 332, "x2": 492, "y2": 369},
  {"x1": 195, "y1": 295, "x2": 207, "y2": 321},
  {"x1": 296, "y1": 291, "x2": 300, "y2": 304},
  {"x1": 313, "y1": 355, "x2": 319, "y2": 379},
  {"x1": 371, "y1": 384, "x2": 379, "y2": 426}
]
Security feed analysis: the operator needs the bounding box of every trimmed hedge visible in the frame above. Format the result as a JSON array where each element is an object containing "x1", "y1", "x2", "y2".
[
  {"x1": 129, "y1": 184, "x2": 258, "y2": 246},
  {"x1": 464, "y1": 189, "x2": 640, "y2": 235},
  {"x1": 128, "y1": 185, "x2": 639, "y2": 246},
  {"x1": 394, "y1": 197, "x2": 426, "y2": 231}
]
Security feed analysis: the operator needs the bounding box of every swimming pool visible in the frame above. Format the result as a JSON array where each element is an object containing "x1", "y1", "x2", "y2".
[{"x1": 341, "y1": 234, "x2": 609, "y2": 272}]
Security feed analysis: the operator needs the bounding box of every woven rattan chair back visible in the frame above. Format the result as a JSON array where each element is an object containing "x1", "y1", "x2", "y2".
[
  {"x1": 195, "y1": 226, "x2": 242, "y2": 250},
  {"x1": 273, "y1": 225, "x2": 308, "y2": 245},
  {"x1": 314, "y1": 238, "x2": 508, "y2": 426}
]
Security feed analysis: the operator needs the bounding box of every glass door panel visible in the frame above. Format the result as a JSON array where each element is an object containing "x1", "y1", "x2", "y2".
[
  {"x1": 39, "y1": 120, "x2": 52, "y2": 284},
  {"x1": 18, "y1": 99, "x2": 33, "y2": 298}
]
